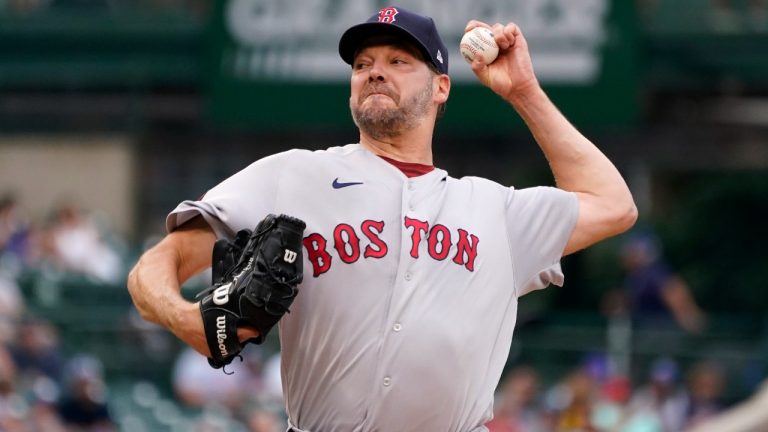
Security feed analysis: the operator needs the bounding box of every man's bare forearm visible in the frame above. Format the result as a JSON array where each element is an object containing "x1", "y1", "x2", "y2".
[
  {"x1": 127, "y1": 218, "x2": 216, "y2": 355},
  {"x1": 508, "y1": 85, "x2": 630, "y2": 199},
  {"x1": 128, "y1": 245, "x2": 186, "y2": 327},
  {"x1": 128, "y1": 245, "x2": 210, "y2": 355},
  {"x1": 508, "y1": 85, "x2": 637, "y2": 251}
]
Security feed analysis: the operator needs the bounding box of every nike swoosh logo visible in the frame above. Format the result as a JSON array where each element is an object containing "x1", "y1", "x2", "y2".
[{"x1": 332, "y1": 178, "x2": 364, "y2": 189}]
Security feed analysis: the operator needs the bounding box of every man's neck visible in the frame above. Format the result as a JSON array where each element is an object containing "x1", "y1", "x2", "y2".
[{"x1": 359, "y1": 129, "x2": 434, "y2": 165}]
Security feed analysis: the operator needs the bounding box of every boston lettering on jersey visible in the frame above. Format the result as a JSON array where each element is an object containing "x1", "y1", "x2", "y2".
[{"x1": 302, "y1": 217, "x2": 479, "y2": 277}]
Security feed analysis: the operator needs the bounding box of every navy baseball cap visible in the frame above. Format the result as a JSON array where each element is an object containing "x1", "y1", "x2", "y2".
[{"x1": 339, "y1": 6, "x2": 449, "y2": 75}]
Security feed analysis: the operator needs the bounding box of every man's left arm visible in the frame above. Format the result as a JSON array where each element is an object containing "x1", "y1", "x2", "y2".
[{"x1": 466, "y1": 20, "x2": 638, "y2": 255}]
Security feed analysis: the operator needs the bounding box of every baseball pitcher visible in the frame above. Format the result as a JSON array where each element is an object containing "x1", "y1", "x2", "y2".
[{"x1": 127, "y1": 6, "x2": 636, "y2": 432}]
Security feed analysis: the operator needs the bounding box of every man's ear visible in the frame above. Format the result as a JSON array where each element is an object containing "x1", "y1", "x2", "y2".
[{"x1": 434, "y1": 74, "x2": 451, "y2": 104}]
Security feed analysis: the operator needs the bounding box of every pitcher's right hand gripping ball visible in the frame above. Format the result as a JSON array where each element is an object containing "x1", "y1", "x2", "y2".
[{"x1": 196, "y1": 214, "x2": 306, "y2": 370}]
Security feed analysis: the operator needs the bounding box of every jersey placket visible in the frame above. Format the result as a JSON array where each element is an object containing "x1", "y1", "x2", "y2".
[{"x1": 364, "y1": 170, "x2": 443, "y2": 427}]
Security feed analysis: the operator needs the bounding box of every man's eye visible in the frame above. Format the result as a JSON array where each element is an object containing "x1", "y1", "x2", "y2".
[{"x1": 392, "y1": 59, "x2": 406, "y2": 64}]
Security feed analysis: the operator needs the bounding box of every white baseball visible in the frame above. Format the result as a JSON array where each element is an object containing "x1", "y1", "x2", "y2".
[{"x1": 459, "y1": 27, "x2": 499, "y2": 64}]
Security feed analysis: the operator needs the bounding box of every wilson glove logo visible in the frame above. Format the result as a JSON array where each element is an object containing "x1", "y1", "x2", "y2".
[
  {"x1": 283, "y1": 249, "x2": 298, "y2": 263},
  {"x1": 212, "y1": 284, "x2": 231, "y2": 305},
  {"x1": 216, "y1": 315, "x2": 228, "y2": 357}
]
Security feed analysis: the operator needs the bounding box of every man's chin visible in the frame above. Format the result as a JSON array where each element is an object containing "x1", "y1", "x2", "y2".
[
  {"x1": 357, "y1": 105, "x2": 396, "y2": 121},
  {"x1": 356, "y1": 115, "x2": 403, "y2": 140}
]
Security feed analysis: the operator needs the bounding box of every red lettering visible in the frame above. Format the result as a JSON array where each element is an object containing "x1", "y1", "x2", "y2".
[
  {"x1": 333, "y1": 223, "x2": 361, "y2": 264},
  {"x1": 404, "y1": 217, "x2": 429, "y2": 258},
  {"x1": 303, "y1": 233, "x2": 332, "y2": 277},
  {"x1": 453, "y1": 229, "x2": 479, "y2": 271},
  {"x1": 361, "y1": 220, "x2": 388, "y2": 259},
  {"x1": 428, "y1": 224, "x2": 451, "y2": 261},
  {"x1": 306, "y1": 220, "x2": 479, "y2": 276}
]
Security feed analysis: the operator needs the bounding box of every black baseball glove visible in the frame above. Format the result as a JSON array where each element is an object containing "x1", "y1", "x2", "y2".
[{"x1": 196, "y1": 214, "x2": 306, "y2": 370}]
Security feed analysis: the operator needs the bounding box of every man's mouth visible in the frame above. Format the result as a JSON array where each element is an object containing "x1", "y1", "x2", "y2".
[{"x1": 361, "y1": 88, "x2": 398, "y2": 104}]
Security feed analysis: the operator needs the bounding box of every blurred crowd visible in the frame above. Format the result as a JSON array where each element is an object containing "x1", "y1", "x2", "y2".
[
  {"x1": 0, "y1": 318, "x2": 116, "y2": 431},
  {"x1": 0, "y1": 192, "x2": 121, "y2": 431},
  {"x1": 486, "y1": 355, "x2": 729, "y2": 432},
  {"x1": 0, "y1": 317, "x2": 286, "y2": 432},
  {"x1": 0, "y1": 193, "x2": 125, "y2": 285},
  {"x1": 170, "y1": 346, "x2": 286, "y2": 431}
]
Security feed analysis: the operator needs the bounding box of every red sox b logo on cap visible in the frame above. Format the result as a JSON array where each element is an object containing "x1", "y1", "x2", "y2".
[{"x1": 378, "y1": 7, "x2": 398, "y2": 23}]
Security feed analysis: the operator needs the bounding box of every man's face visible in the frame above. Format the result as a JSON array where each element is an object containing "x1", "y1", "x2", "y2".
[{"x1": 349, "y1": 40, "x2": 437, "y2": 140}]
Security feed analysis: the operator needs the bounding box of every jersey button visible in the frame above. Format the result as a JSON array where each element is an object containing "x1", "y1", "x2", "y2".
[
  {"x1": 383, "y1": 377, "x2": 391, "y2": 387},
  {"x1": 393, "y1": 323, "x2": 402, "y2": 332},
  {"x1": 404, "y1": 272, "x2": 412, "y2": 281},
  {"x1": 407, "y1": 183, "x2": 415, "y2": 191},
  {"x1": 408, "y1": 204, "x2": 415, "y2": 211}
]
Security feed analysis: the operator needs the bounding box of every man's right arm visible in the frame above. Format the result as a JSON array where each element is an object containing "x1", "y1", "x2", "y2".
[
  {"x1": 466, "y1": 21, "x2": 637, "y2": 255},
  {"x1": 127, "y1": 216, "x2": 216, "y2": 356}
]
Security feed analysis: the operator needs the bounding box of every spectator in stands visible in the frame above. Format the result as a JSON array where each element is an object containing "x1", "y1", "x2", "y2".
[
  {"x1": 56, "y1": 354, "x2": 115, "y2": 431},
  {"x1": 603, "y1": 230, "x2": 707, "y2": 335},
  {"x1": 486, "y1": 365, "x2": 547, "y2": 432},
  {"x1": 591, "y1": 374, "x2": 633, "y2": 431},
  {"x1": 42, "y1": 200, "x2": 123, "y2": 284},
  {"x1": 9, "y1": 318, "x2": 64, "y2": 385},
  {"x1": 679, "y1": 361, "x2": 726, "y2": 429},
  {"x1": 546, "y1": 368, "x2": 599, "y2": 432},
  {"x1": 624, "y1": 357, "x2": 685, "y2": 432},
  {"x1": 0, "y1": 193, "x2": 32, "y2": 264}
]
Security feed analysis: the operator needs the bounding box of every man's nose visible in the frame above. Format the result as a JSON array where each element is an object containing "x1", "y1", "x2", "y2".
[{"x1": 368, "y1": 63, "x2": 386, "y2": 82}]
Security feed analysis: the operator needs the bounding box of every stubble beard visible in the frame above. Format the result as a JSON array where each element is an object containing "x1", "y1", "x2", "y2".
[{"x1": 351, "y1": 78, "x2": 433, "y2": 141}]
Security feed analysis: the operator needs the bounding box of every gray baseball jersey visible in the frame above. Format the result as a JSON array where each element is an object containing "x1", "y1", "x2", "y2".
[{"x1": 167, "y1": 144, "x2": 578, "y2": 432}]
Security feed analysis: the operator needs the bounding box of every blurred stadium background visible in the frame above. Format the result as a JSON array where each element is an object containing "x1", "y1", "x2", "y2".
[{"x1": 1, "y1": 0, "x2": 768, "y2": 431}]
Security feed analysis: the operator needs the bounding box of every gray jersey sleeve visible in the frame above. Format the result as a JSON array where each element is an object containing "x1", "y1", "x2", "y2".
[
  {"x1": 165, "y1": 150, "x2": 296, "y2": 239},
  {"x1": 505, "y1": 186, "x2": 578, "y2": 297}
]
